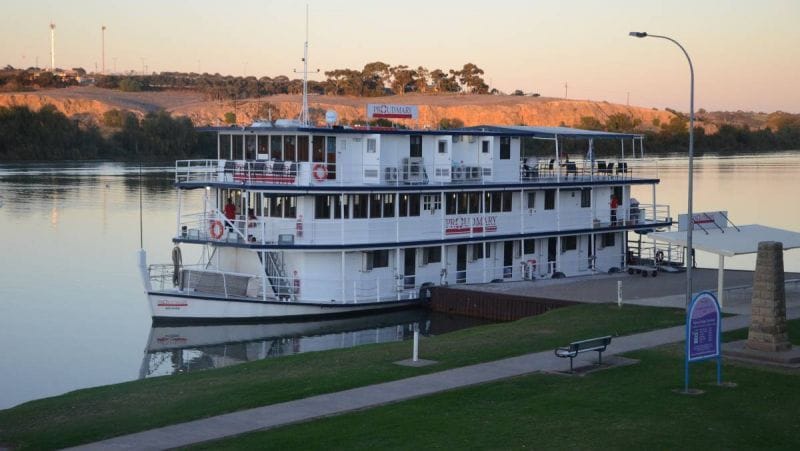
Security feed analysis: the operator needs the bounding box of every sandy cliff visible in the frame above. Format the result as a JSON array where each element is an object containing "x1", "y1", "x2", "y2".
[{"x1": 0, "y1": 87, "x2": 675, "y2": 130}]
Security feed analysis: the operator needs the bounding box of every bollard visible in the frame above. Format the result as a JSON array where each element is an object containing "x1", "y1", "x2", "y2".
[
  {"x1": 412, "y1": 328, "x2": 419, "y2": 362},
  {"x1": 617, "y1": 280, "x2": 622, "y2": 307}
]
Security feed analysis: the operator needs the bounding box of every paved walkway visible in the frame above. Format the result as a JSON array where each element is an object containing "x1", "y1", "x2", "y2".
[{"x1": 70, "y1": 300, "x2": 800, "y2": 451}]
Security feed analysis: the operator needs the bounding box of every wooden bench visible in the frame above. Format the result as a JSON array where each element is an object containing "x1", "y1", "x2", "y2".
[{"x1": 554, "y1": 336, "x2": 612, "y2": 372}]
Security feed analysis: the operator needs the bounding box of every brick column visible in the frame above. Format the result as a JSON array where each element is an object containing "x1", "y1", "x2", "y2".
[{"x1": 746, "y1": 241, "x2": 790, "y2": 352}]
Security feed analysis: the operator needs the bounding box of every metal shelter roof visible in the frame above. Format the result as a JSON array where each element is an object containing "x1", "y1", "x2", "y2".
[
  {"x1": 650, "y1": 224, "x2": 800, "y2": 257},
  {"x1": 456, "y1": 125, "x2": 644, "y2": 140}
]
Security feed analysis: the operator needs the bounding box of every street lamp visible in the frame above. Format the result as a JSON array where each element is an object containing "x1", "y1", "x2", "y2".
[{"x1": 629, "y1": 31, "x2": 695, "y2": 308}]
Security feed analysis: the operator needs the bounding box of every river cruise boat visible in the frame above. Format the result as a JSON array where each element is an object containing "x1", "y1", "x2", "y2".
[{"x1": 139, "y1": 121, "x2": 673, "y2": 322}]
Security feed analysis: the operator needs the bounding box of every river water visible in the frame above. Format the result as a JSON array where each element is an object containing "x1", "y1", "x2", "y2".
[{"x1": 1, "y1": 153, "x2": 798, "y2": 409}]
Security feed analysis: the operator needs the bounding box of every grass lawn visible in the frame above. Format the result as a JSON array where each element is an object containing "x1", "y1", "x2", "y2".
[
  {"x1": 0, "y1": 304, "x2": 685, "y2": 450},
  {"x1": 197, "y1": 321, "x2": 800, "y2": 450}
]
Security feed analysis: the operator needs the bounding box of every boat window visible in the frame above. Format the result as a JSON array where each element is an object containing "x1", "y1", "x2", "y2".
[
  {"x1": 284, "y1": 197, "x2": 296, "y2": 218},
  {"x1": 370, "y1": 194, "x2": 383, "y2": 218},
  {"x1": 409, "y1": 194, "x2": 420, "y2": 216},
  {"x1": 544, "y1": 189, "x2": 556, "y2": 210},
  {"x1": 245, "y1": 135, "x2": 257, "y2": 160},
  {"x1": 220, "y1": 134, "x2": 232, "y2": 159},
  {"x1": 603, "y1": 232, "x2": 616, "y2": 247},
  {"x1": 422, "y1": 246, "x2": 441, "y2": 265},
  {"x1": 472, "y1": 243, "x2": 485, "y2": 260},
  {"x1": 445, "y1": 192, "x2": 457, "y2": 215},
  {"x1": 312, "y1": 136, "x2": 325, "y2": 162},
  {"x1": 367, "y1": 139, "x2": 377, "y2": 153},
  {"x1": 410, "y1": 135, "x2": 422, "y2": 158},
  {"x1": 257, "y1": 135, "x2": 268, "y2": 157},
  {"x1": 500, "y1": 137, "x2": 511, "y2": 160},
  {"x1": 501, "y1": 192, "x2": 512, "y2": 212},
  {"x1": 314, "y1": 195, "x2": 331, "y2": 219},
  {"x1": 269, "y1": 196, "x2": 282, "y2": 218},
  {"x1": 232, "y1": 135, "x2": 244, "y2": 160},
  {"x1": 458, "y1": 193, "x2": 469, "y2": 214},
  {"x1": 365, "y1": 250, "x2": 390, "y2": 270},
  {"x1": 352, "y1": 194, "x2": 369, "y2": 218},
  {"x1": 326, "y1": 137, "x2": 337, "y2": 179},
  {"x1": 438, "y1": 140, "x2": 447, "y2": 154},
  {"x1": 283, "y1": 136, "x2": 297, "y2": 162},
  {"x1": 468, "y1": 192, "x2": 481, "y2": 214},
  {"x1": 333, "y1": 195, "x2": 349, "y2": 219},
  {"x1": 270, "y1": 135, "x2": 282, "y2": 160},
  {"x1": 524, "y1": 239, "x2": 535, "y2": 255},
  {"x1": 562, "y1": 235, "x2": 577, "y2": 252},
  {"x1": 481, "y1": 141, "x2": 490, "y2": 153},
  {"x1": 382, "y1": 194, "x2": 395, "y2": 218},
  {"x1": 580, "y1": 188, "x2": 591, "y2": 208},
  {"x1": 297, "y1": 135, "x2": 309, "y2": 162},
  {"x1": 526, "y1": 191, "x2": 536, "y2": 209},
  {"x1": 423, "y1": 194, "x2": 441, "y2": 212}
]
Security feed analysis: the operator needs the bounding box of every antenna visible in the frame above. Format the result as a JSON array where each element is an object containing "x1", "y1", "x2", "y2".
[
  {"x1": 293, "y1": 5, "x2": 319, "y2": 126},
  {"x1": 49, "y1": 22, "x2": 56, "y2": 71}
]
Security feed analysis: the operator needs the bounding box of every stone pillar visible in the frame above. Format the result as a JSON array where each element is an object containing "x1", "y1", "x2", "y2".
[{"x1": 746, "y1": 241, "x2": 790, "y2": 352}]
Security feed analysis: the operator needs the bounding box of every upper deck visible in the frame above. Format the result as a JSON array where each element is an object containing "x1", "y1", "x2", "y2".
[{"x1": 178, "y1": 124, "x2": 657, "y2": 190}]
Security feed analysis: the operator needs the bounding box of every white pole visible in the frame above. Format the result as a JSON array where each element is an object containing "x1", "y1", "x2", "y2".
[
  {"x1": 717, "y1": 254, "x2": 725, "y2": 308},
  {"x1": 617, "y1": 280, "x2": 622, "y2": 307},
  {"x1": 412, "y1": 324, "x2": 419, "y2": 362}
]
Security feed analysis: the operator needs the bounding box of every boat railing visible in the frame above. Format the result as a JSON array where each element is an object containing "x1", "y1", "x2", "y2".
[
  {"x1": 175, "y1": 157, "x2": 660, "y2": 187},
  {"x1": 176, "y1": 204, "x2": 671, "y2": 246}
]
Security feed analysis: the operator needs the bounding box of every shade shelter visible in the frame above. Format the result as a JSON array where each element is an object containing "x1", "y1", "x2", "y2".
[{"x1": 649, "y1": 224, "x2": 800, "y2": 306}]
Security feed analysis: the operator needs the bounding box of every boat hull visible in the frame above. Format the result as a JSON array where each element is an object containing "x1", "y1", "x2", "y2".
[{"x1": 148, "y1": 292, "x2": 426, "y2": 324}]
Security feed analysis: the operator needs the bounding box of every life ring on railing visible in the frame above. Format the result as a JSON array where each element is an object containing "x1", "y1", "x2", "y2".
[
  {"x1": 312, "y1": 163, "x2": 328, "y2": 181},
  {"x1": 209, "y1": 220, "x2": 224, "y2": 239},
  {"x1": 655, "y1": 250, "x2": 664, "y2": 263}
]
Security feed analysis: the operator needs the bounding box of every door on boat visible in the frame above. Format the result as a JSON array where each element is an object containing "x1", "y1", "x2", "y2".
[
  {"x1": 503, "y1": 241, "x2": 514, "y2": 278},
  {"x1": 547, "y1": 237, "x2": 557, "y2": 274},
  {"x1": 404, "y1": 248, "x2": 416, "y2": 289},
  {"x1": 456, "y1": 245, "x2": 467, "y2": 283}
]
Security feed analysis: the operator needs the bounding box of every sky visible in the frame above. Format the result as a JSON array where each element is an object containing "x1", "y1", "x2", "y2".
[{"x1": 2, "y1": 0, "x2": 799, "y2": 113}]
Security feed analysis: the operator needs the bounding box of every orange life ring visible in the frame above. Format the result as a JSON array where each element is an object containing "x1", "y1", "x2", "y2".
[
  {"x1": 312, "y1": 163, "x2": 328, "y2": 181},
  {"x1": 209, "y1": 220, "x2": 224, "y2": 239}
]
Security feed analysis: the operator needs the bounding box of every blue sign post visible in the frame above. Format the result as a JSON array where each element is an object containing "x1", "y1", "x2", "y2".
[{"x1": 685, "y1": 291, "x2": 722, "y2": 392}]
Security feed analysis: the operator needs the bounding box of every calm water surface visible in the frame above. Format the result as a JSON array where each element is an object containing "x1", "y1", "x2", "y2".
[{"x1": 1, "y1": 154, "x2": 799, "y2": 409}]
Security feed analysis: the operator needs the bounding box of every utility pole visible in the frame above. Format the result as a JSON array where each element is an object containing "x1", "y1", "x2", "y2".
[
  {"x1": 140, "y1": 57, "x2": 145, "y2": 75},
  {"x1": 49, "y1": 22, "x2": 56, "y2": 71},
  {"x1": 564, "y1": 81, "x2": 568, "y2": 99},
  {"x1": 627, "y1": 91, "x2": 630, "y2": 106},
  {"x1": 101, "y1": 25, "x2": 106, "y2": 74}
]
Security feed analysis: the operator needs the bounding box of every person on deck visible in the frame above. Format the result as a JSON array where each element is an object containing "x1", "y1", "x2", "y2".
[
  {"x1": 610, "y1": 194, "x2": 619, "y2": 225},
  {"x1": 224, "y1": 198, "x2": 236, "y2": 230}
]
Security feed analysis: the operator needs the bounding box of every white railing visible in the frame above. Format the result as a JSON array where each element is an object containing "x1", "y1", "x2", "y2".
[
  {"x1": 176, "y1": 204, "x2": 672, "y2": 247},
  {"x1": 174, "y1": 157, "x2": 661, "y2": 187}
]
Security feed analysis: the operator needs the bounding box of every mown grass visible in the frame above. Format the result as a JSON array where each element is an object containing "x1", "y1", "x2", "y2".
[
  {"x1": 0, "y1": 304, "x2": 685, "y2": 449},
  {"x1": 196, "y1": 341, "x2": 800, "y2": 450}
]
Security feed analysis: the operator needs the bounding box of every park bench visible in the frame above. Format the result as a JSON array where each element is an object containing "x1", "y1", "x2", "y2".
[{"x1": 554, "y1": 336, "x2": 612, "y2": 372}]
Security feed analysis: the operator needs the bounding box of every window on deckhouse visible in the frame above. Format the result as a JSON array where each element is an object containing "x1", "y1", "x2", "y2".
[
  {"x1": 410, "y1": 135, "x2": 423, "y2": 158},
  {"x1": 500, "y1": 137, "x2": 511, "y2": 159}
]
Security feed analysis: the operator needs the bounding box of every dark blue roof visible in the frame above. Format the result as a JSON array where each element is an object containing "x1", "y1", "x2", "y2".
[{"x1": 198, "y1": 124, "x2": 642, "y2": 140}]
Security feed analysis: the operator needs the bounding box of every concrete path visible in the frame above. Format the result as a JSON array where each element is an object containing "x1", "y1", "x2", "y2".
[{"x1": 68, "y1": 305, "x2": 800, "y2": 451}]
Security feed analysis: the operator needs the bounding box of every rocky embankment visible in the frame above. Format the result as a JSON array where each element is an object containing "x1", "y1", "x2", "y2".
[{"x1": 0, "y1": 86, "x2": 676, "y2": 130}]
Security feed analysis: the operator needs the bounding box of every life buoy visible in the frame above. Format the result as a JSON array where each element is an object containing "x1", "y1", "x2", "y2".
[
  {"x1": 655, "y1": 250, "x2": 664, "y2": 263},
  {"x1": 209, "y1": 220, "x2": 224, "y2": 239},
  {"x1": 312, "y1": 163, "x2": 328, "y2": 181}
]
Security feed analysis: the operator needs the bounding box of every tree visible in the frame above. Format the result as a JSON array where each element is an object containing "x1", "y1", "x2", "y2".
[
  {"x1": 362, "y1": 61, "x2": 391, "y2": 96},
  {"x1": 224, "y1": 112, "x2": 236, "y2": 124},
  {"x1": 512, "y1": 90, "x2": 525, "y2": 96},
  {"x1": 390, "y1": 65, "x2": 417, "y2": 95},
  {"x1": 576, "y1": 116, "x2": 604, "y2": 131},
  {"x1": 439, "y1": 117, "x2": 465, "y2": 129},
  {"x1": 102, "y1": 109, "x2": 134, "y2": 128},
  {"x1": 429, "y1": 69, "x2": 460, "y2": 93},
  {"x1": 454, "y1": 63, "x2": 489, "y2": 94},
  {"x1": 605, "y1": 113, "x2": 640, "y2": 132},
  {"x1": 119, "y1": 78, "x2": 143, "y2": 92}
]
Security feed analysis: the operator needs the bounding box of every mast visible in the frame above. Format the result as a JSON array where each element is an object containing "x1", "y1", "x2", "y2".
[{"x1": 294, "y1": 5, "x2": 318, "y2": 126}]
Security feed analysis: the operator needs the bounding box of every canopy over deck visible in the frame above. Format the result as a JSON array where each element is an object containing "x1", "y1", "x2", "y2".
[
  {"x1": 649, "y1": 224, "x2": 800, "y2": 307},
  {"x1": 650, "y1": 224, "x2": 800, "y2": 257}
]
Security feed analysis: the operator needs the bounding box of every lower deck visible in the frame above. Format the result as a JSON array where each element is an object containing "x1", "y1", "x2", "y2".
[{"x1": 149, "y1": 230, "x2": 674, "y2": 305}]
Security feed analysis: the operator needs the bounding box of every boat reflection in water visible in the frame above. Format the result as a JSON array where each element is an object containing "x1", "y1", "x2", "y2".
[{"x1": 140, "y1": 308, "x2": 490, "y2": 378}]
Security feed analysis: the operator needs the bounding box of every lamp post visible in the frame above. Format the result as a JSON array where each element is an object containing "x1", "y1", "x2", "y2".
[{"x1": 629, "y1": 31, "x2": 695, "y2": 308}]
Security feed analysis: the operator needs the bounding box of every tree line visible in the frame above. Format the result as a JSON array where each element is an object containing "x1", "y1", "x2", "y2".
[
  {"x1": 0, "y1": 105, "x2": 213, "y2": 161},
  {"x1": 1, "y1": 62, "x2": 491, "y2": 100},
  {"x1": 569, "y1": 111, "x2": 800, "y2": 155}
]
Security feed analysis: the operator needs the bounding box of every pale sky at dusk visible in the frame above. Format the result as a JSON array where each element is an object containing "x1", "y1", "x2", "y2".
[{"x1": 2, "y1": 0, "x2": 799, "y2": 113}]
